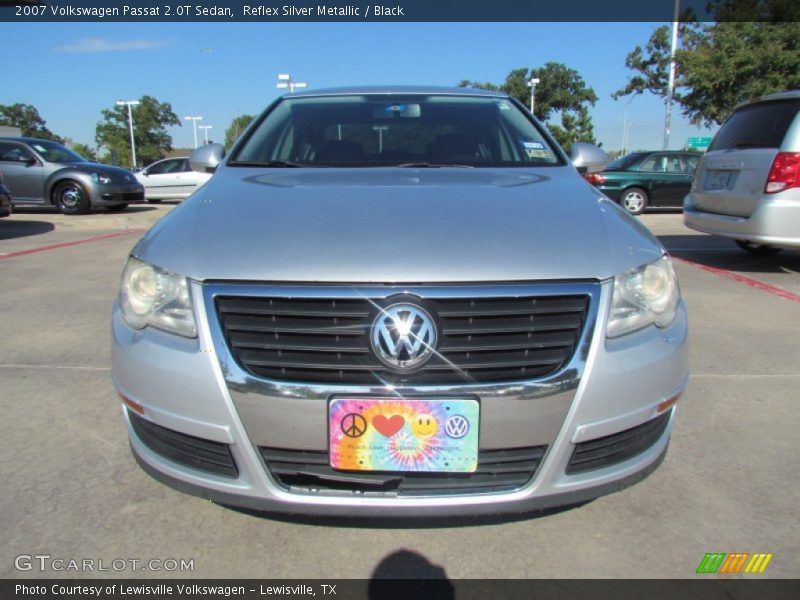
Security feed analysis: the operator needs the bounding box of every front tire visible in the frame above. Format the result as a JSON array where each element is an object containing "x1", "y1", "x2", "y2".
[
  {"x1": 53, "y1": 180, "x2": 91, "y2": 215},
  {"x1": 620, "y1": 187, "x2": 648, "y2": 216},
  {"x1": 734, "y1": 240, "x2": 782, "y2": 255},
  {"x1": 106, "y1": 204, "x2": 129, "y2": 212}
]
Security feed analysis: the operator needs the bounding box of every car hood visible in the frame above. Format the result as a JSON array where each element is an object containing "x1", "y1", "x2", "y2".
[{"x1": 133, "y1": 167, "x2": 665, "y2": 283}]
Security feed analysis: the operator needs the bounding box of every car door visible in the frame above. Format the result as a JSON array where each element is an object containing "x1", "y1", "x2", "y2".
[
  {"x1": 180, "y1": 158, "x2": 212, "y2": 196},
  {"x1": 0, "y1": 142, "x2": 45, "y2": 203},
  {"x1": 637, "y1": 153, "x2": 688, "y2": 206},
  {"x1": 141, "y1": 158, "x2": 185, "y2": 198}
]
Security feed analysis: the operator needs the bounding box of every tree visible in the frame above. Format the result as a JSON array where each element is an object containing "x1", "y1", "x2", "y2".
[
  {"x1": 0, "y1": 103, "x2": 63, "y2": 141},
  {"x1": 95, "y1": 95, "x2": 180, "y2": 166},
  {"x1": 68, "y1": 141, "x2": 98, "y2": 162},
  {"x1": 613, "y1": 2, "x2": 800, "y2": 127},
  {"x1": 459, "y1": 62, "x2": 598, "y2": 149},
  {"x1": 225, "y1": 114, "x2": 255, "y2": 148}
]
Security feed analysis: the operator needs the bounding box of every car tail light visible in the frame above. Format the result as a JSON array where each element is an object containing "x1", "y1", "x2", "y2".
[
  {"x1": 765, "y1": 152, "x2": 800, "y2": 194},
  {"x1": 584, "y1": 172, "x2": 605, "y2": 185}
]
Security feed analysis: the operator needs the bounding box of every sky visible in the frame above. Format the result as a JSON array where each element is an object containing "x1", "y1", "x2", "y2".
[{"x1": 0, "y1": 21, "x2": 716, "y2": 153}]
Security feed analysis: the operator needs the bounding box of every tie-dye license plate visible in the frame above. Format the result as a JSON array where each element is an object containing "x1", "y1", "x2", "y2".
[{"x1": 329, "y1": 398, "x2": 479, "y2": 473}]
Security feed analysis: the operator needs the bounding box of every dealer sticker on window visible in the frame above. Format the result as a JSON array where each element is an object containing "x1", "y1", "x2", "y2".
[{"x1": 329, "y1": 398, "x2": 479, "y2": 473}]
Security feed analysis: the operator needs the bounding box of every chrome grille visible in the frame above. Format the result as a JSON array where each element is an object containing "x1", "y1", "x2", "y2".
[{"x1": 214, "y1": 290, "x2": 591, "y2": 386}]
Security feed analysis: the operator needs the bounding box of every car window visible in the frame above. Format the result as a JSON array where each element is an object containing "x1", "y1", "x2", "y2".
[
  {"x1": 28, "y1": 140, "x2": 85, "y2": 163},
  {"x1": 180, "y1": 159, "x2": 192, "y2": 172},
  {"x1": 683, "y1": 155, "x2": 700, "y2": 173},
  {"x1": 639, "y1": 154, "x2": 667, "y2": 172},
  {"x1": 233, "y1": 94, "x2": 563, "y2": 167},
  {"x1": 708, "y1": 99, "x2": 800, "y2": 151},
  {"x1": 148, "y1": 159, "x2": 183, "y2": 175},
  {"x1": 0, "y1": 143, "x2": 34, "y2": 162},
  {"x1": 665, "y1": 155, "x2": 683, "y2": 173}
]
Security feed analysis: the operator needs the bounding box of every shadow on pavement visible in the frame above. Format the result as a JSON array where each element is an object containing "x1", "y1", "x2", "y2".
[
  {"x1": 0, "y1": 219, "x2": 55, "y2": 240},
  {"x1": 368, "y1": 550, "x2": 454, "y2": 598},
  {"x1": 10, "y1": 205, "x2": 159, "y2": 214},
  {"x1": 659, "y1": 234, "x2": 800, "y2": 275}
]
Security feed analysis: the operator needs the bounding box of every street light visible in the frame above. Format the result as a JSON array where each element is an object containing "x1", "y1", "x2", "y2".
[
  {"x1": 621, "y1": 94, "x2": 637, "y2": 155},
  {"x1": 116, "y1": 99, "x2": 140, "y2": 168},
  {"x1": 277, "y1": 73, "x2": 307, "y2": 94},
  {"x1": 198, "y1": 125, "x2": 213, "y2": 144},
  {"x1": 372, "y1": 125, "x2": 389, "y2": 154},
  {"x1": 184, "y1": 115, "x2": 203, "y2": 148},
  {"x1": 527, "y1": 77, "x2": 540, "y2": 116},
  {"x1": 663, "y1": 0, "x2": 681, "y2": 149}
]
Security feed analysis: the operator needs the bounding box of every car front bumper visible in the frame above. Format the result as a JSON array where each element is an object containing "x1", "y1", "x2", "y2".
[
  {"x1": 88, "y1": 183, "x2": 145, "y2": 206},
  {"x1": 684, "y1": 194, "x2": 800, "y2": 249},
  {"x1": 111, "y1": 279, "x2": 689, "y2": 517}
]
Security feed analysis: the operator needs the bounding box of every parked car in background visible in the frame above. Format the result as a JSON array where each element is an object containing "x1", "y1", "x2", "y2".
[
  {"x1": 584, "y1": 150, "x2": 701, "y2": 215},
  {"x1": 112, "y1": 86, "x2": 688, "y2": 517},
  {"x1": 684, "y1": 90, "x2": 800, "y2": 254},
  {"x1": 0, "y1": 173, "x2": 11, "y2": 218},
  {"x1": 135, "y1": 157, "x2": 212, "y2": 202},
  {"x1": 0, "y1": 137, "x2": 144, "y2": 215}
]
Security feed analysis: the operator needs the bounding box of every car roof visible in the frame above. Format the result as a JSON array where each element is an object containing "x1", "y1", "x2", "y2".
[
  {"x1": 0, "y1": 136, "x2": 61, "y2": 145},
  {"x1": 734, "y1": 89, "x2": 800, "y2": 111},
  {"x1": 283, "y1": 85, "x2": 509, "y2": 99}
]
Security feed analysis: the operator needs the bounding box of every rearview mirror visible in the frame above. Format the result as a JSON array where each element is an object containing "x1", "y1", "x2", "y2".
[
  {"x1": 570, "y1": 143, "x2": 609, "y2": 174},
  {"x1": 189, "y1": 143, "x2": 225, "y2": 174}
]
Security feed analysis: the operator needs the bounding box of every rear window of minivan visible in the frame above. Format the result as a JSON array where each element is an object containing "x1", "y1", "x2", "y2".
[{"x1": 708, "y1": 99, "x2": 799, "y2": 152}]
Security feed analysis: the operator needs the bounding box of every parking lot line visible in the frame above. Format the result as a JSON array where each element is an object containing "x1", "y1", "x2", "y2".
[
  {"x1": 0, "y1": 229, "x2": 142, "y2": 260},
  {"x1": 674, "y1": 257, "x2": 800, "y2": 304}
]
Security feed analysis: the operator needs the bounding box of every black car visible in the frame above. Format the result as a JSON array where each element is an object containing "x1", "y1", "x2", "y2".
[
  {"x1": 584, "y1": 151, "x2": 701, "y2": 215},
  {"x1": 0, "y1": 173, "x2": 12, "y2": 218}
]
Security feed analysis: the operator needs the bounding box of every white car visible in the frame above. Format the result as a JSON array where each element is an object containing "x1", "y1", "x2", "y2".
[{"x1": 135, "y1": 157, "x2": 212, "y2": 202}]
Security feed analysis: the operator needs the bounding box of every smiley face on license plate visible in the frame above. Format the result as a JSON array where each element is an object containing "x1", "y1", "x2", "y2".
[{"x1": 329, "y1": 398, "x2": 479, "y2": 473}]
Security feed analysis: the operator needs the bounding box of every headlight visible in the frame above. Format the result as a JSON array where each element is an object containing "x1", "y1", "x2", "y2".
[
  {"x1": 119, "y1": 257, "x2": 197, "y2": 338},
  {"x1": 607, "y1": 255, "x2": 680, "y2": 338},
  {"x1": 90, "y1": 172, "x2": 112, "y2": 184}
]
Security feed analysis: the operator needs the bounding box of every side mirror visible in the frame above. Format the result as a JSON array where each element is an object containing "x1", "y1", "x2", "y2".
[
  {"x1": 570, "y1": 143, "x2": 609, "y2": 174},
  {"x1": 19, "y1": 156, "x2": 37, "y2": 166},
  {"x1": 189, "y1": 143, "x2": 225, "y2": 174}
]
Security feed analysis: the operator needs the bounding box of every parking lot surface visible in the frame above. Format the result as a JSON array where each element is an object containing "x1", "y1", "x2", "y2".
[{"x1": 1, "y1": 205, "x2": 798, "y2": 579}]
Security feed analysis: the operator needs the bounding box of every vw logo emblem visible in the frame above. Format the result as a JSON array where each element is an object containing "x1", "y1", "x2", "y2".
[
  {"x1": 444, "y1": 415, "x2": 470, "y2": 439},
  {"x1": 371, "y1": 303, "x2": 437, "y2": 371}
]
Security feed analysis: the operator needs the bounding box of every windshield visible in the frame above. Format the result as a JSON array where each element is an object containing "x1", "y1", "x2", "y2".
[
  {"x1": 29, "y1": 140, "x2": 87, "y2": 163},
  {"x1": 605, "y1": 152, "x2": 646, "y2": 171},
  {"x1": 232, "y1": 94, "x2": 563, "y2": 168}
]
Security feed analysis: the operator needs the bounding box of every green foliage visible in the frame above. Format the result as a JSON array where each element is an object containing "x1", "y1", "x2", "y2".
[
  {"x1": 614, "y1": 3, "x2": 800, "y2": 127},
  {"x1": 459, "y1": 62, "x2": 598, "y2": 149},
  {"x1": 67, "y1": 141, "x2": 98, "y2": 161},
  {"x1": 95, "y1": 95, "x2": 180, "y2": 166},
  {"x1": 225, "y1": 114, "x2": 255, "y2": 148},
  {"x1": 0, "y1": 103, "x2": 63, "y2": 142}
]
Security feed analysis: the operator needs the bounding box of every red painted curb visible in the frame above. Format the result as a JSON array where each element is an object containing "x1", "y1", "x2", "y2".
[
  {"x1": 0, "y1": 229, "x2": 142, "y2": 260},
  {"x1": 674, "y1": 257, "x2": 800, "y2": 304}
]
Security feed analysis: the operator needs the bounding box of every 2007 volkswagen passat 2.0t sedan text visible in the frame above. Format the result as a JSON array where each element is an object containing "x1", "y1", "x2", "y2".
[{"x1": 112, "y1": 87, "x2": 688, "y2": 516}]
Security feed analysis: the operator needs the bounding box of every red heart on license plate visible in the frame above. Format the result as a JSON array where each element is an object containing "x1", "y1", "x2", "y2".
[{"x1": 372, "y1": 414, "x2": 404, "y2": 437}]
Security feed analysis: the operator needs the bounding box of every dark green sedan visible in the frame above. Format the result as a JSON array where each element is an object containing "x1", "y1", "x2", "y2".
[{"x1": 584, "y1": 151, "x2": 701, "y2": 215}]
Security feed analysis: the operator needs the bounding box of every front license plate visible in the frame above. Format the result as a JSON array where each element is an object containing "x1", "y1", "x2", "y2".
[{"x1": 329, "y1": 398, "x2": 479, "y2": 473}]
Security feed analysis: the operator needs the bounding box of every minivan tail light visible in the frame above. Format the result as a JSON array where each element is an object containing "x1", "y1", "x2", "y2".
[
  {"x1": 584, "y1": 172, "x2": 605, "y2": 185},
  {"x1": 765, "y1": 152, "x2": 800, "y2": 194}
]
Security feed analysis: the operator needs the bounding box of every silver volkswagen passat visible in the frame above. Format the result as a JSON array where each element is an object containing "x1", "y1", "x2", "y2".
[{"x1": 112, "y1": 87, "x2": 689, "y2": 516}]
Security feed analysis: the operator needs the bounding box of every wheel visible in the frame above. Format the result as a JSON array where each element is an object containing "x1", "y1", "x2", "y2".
[
  {"x1": 106, "y1": 204, "x2": 129, "y2": 212},
  {"x1": 619, "y1": 187, "x2": 648, "y2": 215},
  {"x1": 146, "y1": 198, "x2": 162, "y2": 204},
  {"x1": 734, "y1": 240, "x2": 782, "y2": 255},
  {"x1": 53, "y1": 180, "x2": 91, "y2": 215}
]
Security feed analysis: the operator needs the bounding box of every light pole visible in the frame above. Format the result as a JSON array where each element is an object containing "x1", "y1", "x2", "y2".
[
  {"x1": 372, "y1": 125, "x2": 389, "y2": 154},
  {"x1": 664, "y1": 0, "x2": 680, "y2": 150},
  {"x1": 621, "y1": 94, "x2": 636, "y2": 155},
  {"x1": 184, "y1": 115, "x2": 203, "y2": 148},
  {"x1": 116, "y1": 99, "x2": 140, "y2": 168},
  {"x1": 277, "y1": 73, "x2": 307, "y2": 94},
  {"x1": 527, "y1": 77, "x2": 540, "y2": 116},
  {"x1": 198, "y1": 125, "x2": 212, "y2": 144}
]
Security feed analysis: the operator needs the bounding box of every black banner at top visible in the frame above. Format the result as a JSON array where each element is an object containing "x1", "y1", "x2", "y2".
[{"x1": 2, "y1": 0, "x2": 800, "y2": 22}]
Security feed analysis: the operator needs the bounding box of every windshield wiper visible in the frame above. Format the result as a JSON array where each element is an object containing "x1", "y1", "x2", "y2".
[
  {"x1": 231, "y1": 160, "x2": 306, "y2": 168},
  {"x1": 396, "y1": 162, "x2": 474, "y2": 168}
]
